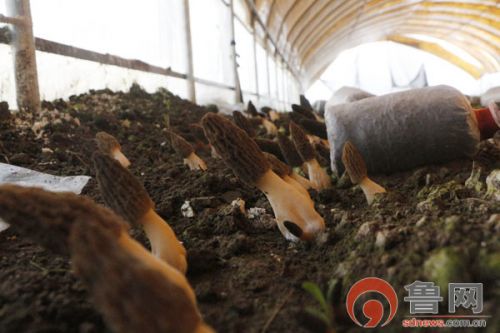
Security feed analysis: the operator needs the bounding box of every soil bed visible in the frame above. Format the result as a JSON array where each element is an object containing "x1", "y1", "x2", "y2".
[{"x1": 0, "y1": 86, "x2": 498, "y2": 333}]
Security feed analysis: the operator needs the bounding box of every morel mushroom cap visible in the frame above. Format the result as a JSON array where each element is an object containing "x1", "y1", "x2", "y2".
[
  {"x1": 300, "y1": 94, "x2": 313, "y2": 111},
  {"x1": 167, "y1": 130, "x2": 195, "y2": 159},
  {"x1": 254, "y1": 138, "x2": 285, "y2": 162},
  {"x1": 93, "y1": 152, "x2": 154, "y2": 224},
  {"x1": 341, "y1": 141, "x2": 367, "y2": 184},
  {"x1": 95, "y1": 131, "x2": 131, "y2": 168},
  {"x1": 233, "y1": 110, "x2": 256, "y2": 138},
  {"x1": 188, "y1": 124, "x2": 209, "y2": 144},
  {"x1": 291, "y1": 104, "x2": 315, "y2": 120},
  {"x1": 246, "y1": 100, "x2": 260, "y2": 117},
  {"x1": 201, "y1": 113, "x2": 269, "y2": 184},
  {"x1": 96, "y1": 131, "x2": 121, "y2": 153},
  {"x1": 264, "y1": 152, "x2": 290, "y2": 178},
  {"x1": 0, "y1": 184, "x2": 124, "y2": 255},
  {"x1": 289, "y1": 121, "x2": 316, "y2": 162},
  {"x1": 342, "y1": 141, "x2": 386, "y2": 204},
  {"x1": 277, "y1": 133, "x2": 304, "y2": 167},
  {"x1": 290, "y1": 112, "x2": 328, "y2": 139}
]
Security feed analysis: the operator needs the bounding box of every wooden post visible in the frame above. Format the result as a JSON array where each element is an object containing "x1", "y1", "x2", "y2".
[
  {"x1": 229, "y1": 0, "x2": 242, "y2": 104},
  {"x1": 6, "y1": 0, "x2": 40, "y2": 113},
  {"x1": 264, "y1": 40, "x2": 271, "y2": 100},
  {"x1": 252, "y1": 25, "x2": 259, "y2": 101},
  {"x1": 183, "y1": 0, "x2": 196, "y2": 103}
]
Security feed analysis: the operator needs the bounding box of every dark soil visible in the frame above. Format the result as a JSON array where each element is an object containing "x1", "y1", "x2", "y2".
[{"x1": 0, "y1": 85, "x2": 498, "y2": 333}]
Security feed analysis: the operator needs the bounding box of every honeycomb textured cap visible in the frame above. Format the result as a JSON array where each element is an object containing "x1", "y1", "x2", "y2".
[
  {"x1": 264, "y1": 152, "x2": 291, "y2": 177},
  {"x1": 201, "y1": 113, "x2": 269, "y2": 184},
  {"x1": 188, "y1": 124, "x2": 208, "y2": 143},
  {"x1": 341, "y1": 141, "x2": 367, "y2": 184},
  {"x1": 290, "y1": 112, "x2": 327, "y2": 139},
  {"x1": 290, "y1": 122, "x2": 316, "y2": 162},
  {"x1": 70, "y1": 220, "x2": 201, "y2": 333},
  {"x1": 246, "y1": 101, "x2": 259, "y2": 117},
  {"x1": 0, "y1": 184, "x2": 124, "y2": 255},
  {"x1": 93, "y1": 152, "x2": 154, "y2": 224},
  {"x1": 277, "y1": 133, "x2": 303, "y2": 167},
  {"x1": 233, "y1": 111, "x2": 256, "y2": 138},
  {"x1": 291, "y1": 104, "x2": 315, "y2": 120},
  {"x1": 96, "y1": 132, "x2": 121, "y2": 154},
  {"x1": 254, "y1": 138, "x2": 285, "y2": 162},
  {"x1": 300, "y1": 94, "x2": 313, "y2": 111},
  {"x1": 167, "y1": 130, "x2": 194, "y2": 158}
]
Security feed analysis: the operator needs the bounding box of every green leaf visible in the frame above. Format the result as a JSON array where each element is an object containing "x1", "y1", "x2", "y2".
[
  {"x1": 326, "y1": 278, "x2": 339, "y2": 304},
  {"x1": 305, "y1": 307, "x2": 331, "y2": 326},
  {"x1": 302, "y1": 281, "x2": 328, "y2": 311}
]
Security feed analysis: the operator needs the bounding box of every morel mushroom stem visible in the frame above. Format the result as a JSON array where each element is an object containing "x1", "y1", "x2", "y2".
[
  {"x1": 304, "y1": 158, "x2": 331, "y2": 191},
  {"x1": 184, "y1": 152, "x2": 208, "y2": 171},
  {"x1": 112, "y1": 149, "x2": 131, "y2": 168},
  {"x1": 139, "y1": 209, "x2": 188, "y2": 274},
  {"x1": 342, "y1": 141, "x2": 386, "y2": 204},
  {"x1": 261, "y1": 118, "x2": 278, "y2": 136},
  {"x1": 264, "y1": 152, "x2": 311, "y2": 199},
  {"x1": 256, "y1": 170, "x2": 325, "y2": 241},
  {"x1": 290, "y1": 171, "x2": 313, "y2": 189}
]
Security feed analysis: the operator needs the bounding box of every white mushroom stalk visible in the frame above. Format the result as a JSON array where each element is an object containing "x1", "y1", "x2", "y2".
[
  {"x1": 290, "y1": 122, "x2": 331, "y2": 191},
  {"x1": 95, "y1": 131, "x2": 131, "y2": 168},
  {"x1": 202, "y1": 113, "x2": 325, "y2": 241},
  {"x1": 264, "y1": 152, "x2": 312, "y2": 200},
  {"x1": 184, "y1": 152, "x2": 208, "y2": 171},
  {"x1": 261, "y1": 118, "x2": 278, "y2": 136},
  {"x1": 256, "y1": 170, "x2": 325, "y2": 241},
  {"x1": 93, "y1": 152, "x2": 188, "y2": 274},
  {"x1": 342, "y1": 141, "x2": 386, "y2": 204}
]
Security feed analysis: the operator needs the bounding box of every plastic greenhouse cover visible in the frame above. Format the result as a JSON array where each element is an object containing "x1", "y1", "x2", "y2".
[{"x1": 0, "y1": 163, "x2": 91, "y2": 232}]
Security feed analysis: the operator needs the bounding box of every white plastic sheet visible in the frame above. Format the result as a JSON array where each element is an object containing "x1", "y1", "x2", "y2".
[{"x1": 0, "y1": 163, "x2": 91, "y2": 232}]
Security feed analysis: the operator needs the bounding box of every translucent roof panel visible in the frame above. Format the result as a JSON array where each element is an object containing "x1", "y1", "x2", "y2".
[{"x1": 254, "y1": 0, "x2": 500, "y2": 88}]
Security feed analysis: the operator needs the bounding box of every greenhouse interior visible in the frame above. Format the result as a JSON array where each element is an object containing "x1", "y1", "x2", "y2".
[{"x1": 0, "y1": 0, "x2": 499, "y2": 332}]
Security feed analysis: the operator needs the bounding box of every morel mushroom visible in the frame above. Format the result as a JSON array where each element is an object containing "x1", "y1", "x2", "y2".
[
  {"x1": 70, "y1": 219, "x2": 214, "y2": 333},
  {"x1": 290, "y1": 122, "x2": 331, "y2": 190},
  {"x1": 247, "y1": 101, "x2": 277, "y2": 136},
  {"x1": 277, "y1": 132, "x2": 312, "y2": 189},
  {"x1": 264, "y1": 152, "x2": 311, "y2": 200},
  {"x1": 93, "y1": 152, "x2": 187, "y2": 273},
  {"x1": 342, "y1": 141, "x2": 386, "y2": 204},
  {"x1": 0, "y1": 184, "x2": 124, "y2": 255},
  {"x1": 95, "y1": 131, "x2": 131, "y2": 168},
  {"x1": 167, "y1": 130, "x2": 207, "y2": 171},
  {"x1": 290, "y1": 111, "x2": 328, "y2": 139},
  {"x1": 0, "y1": 185, "x2": 212, "y2": 333},
  {"x1": 201, "y1": 113, "x2": 325, "y2": 241},
  {"x1": 233, "y1": 110, "x2": 256, "y2": 138}
]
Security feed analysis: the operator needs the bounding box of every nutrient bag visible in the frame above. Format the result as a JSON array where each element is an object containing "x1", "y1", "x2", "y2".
[{"x1": 325, "y1": 85, "x2": 480, "y2": 175}]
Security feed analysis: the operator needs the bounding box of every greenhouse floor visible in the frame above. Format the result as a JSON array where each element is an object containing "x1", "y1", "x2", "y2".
[{"x1": 0, "y1": 86, "x2": 498, "y2": 333}]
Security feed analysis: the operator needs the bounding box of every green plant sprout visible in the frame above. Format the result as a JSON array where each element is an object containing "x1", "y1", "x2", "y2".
[{"x1": 302, "y1": 279, "x2": 339, "y2": 333}]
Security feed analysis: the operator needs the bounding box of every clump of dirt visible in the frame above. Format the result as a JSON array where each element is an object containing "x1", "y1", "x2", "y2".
[{"x1": 0, "y1": 84, "x2": 498, "y2": 333}]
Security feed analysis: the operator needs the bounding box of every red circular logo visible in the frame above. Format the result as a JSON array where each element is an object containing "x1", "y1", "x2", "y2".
[{"x1": 346, "y1": 277, "x2": 398, "y2": 328}]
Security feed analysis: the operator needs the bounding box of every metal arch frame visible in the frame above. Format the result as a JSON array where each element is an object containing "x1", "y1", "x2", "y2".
[
  {"x1": 305, "y1": 15, "x2": 500, "y2": 70},
  {"x1": 298, "y1": 1, "x2": 500, "y2": 64},
  {"x1": 300, "y1": 8, "x2": 500, "y2": 82},
  {"x1": 252, "y1": 0, "x2": 499, "y2": 88}
]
